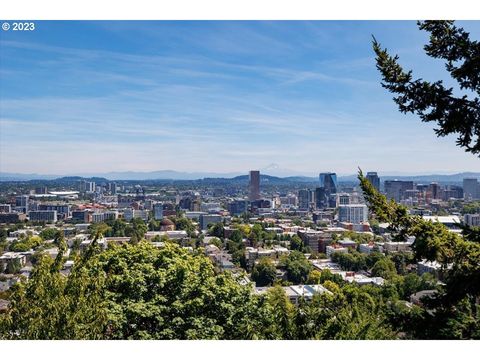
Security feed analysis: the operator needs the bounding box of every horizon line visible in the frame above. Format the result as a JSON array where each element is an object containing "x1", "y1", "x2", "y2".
[{"x1": 1, "y1": 169, "x2": 479, "y2": 180}]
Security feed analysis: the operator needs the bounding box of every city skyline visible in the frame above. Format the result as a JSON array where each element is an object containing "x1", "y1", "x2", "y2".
[{"x1": 1, "y1": 21, "x2": 480, "y2": 174}]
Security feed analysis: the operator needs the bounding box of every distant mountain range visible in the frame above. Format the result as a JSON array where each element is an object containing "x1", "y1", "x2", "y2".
[
  {"x1": 1, "y1": 170, "x2": 479, "y2": 184},
  {"x1": 0, "y1": 170, "x2": 242, "y2": 181}
]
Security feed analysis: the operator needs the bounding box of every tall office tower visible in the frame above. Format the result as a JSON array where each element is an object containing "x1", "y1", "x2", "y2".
[
  {"x1": 384, "y1": 180, "x2": 414, "y2": 202},
  {"x1": 249, "y1": 170, "x2": 261, "y2": 201},
  {"x1": 443, "y1": 185, "x2": 463, "y2": 200},
  {"x1": 319, "y1": 172, "x2": 338, "y2": 196},
  {"x1": 298, "y1": 189, "x2": 311, "y2": 210},
  {"x1": 463, "y1": 178, "x2": 480, "y2": 200},
  {"x1": 85, "y1": 181, "x2": 96, "y2": 193},
  {"x1": 366, "y1": 172, "x2": 380, "y2": 192},
  {"x1": 78, "y1": 179, "x2": 86, "y2": 192},
  {"x1": 107, "y1": 182, "x2": 117, "y2": 195},
  {"x1": 428, "y1": 182, "x2": 440, "y2": 200},
  {"x1": 315, "y1": 187, "x2": 328, "y2": 209}
]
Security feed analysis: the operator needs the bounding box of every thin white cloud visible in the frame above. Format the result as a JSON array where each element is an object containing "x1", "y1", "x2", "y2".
[{"x1": 2, "y1": 22, "x2": 480, "y2": 174}]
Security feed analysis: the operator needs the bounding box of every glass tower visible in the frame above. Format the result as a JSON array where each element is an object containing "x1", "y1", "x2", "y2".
[{"x1": 319, "y1": 172, "x2": 338, "y2": 195}]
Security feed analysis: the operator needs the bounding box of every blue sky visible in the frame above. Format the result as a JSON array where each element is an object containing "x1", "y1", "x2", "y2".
[{"x1": 1, "y1": 21, "x2": 479, "y2": 176}]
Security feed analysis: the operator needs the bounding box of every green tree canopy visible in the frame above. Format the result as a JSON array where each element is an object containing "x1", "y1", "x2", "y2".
[
  {"x1": 280, "y1": 251, "x2": 312, "y2": 284},
  {"x1": 39, "y1": 228, "x2": 61, "y2": 241},
  {"x1": 371, "y1": 258, "x2": 397, "y2": 280},
  {"x1": 251, "y1": 257, "x2": 277, "y2": 287},
  {"x1": 290, "y1": 234, "x2": 306, "y2": 252},
  {"x1": 208, "y1": 222, "x2": 224, "y2": 239},
  {"x1": 124, "y1": 218, "x2": 148, "y2": 244},
  {"x1": 9, "y1": 235, "x2": 44, "y2": 252},
  {"x1": 4, "y1": 258, "x2": 22, "y2": 274},
  {"x1": 229, "y1": 229, "x2": 243, "y2": 243},
  {"x1": 1, "y1": 241, "x2": 261, "y2": 339}
]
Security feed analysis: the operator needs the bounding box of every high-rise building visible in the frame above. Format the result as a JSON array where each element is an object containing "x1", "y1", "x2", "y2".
[
  {"x1": 78, "y1": 180, "x2": 87, "y2": 192},
  {"x1": 85, "y1": 181, "x2": 96, "y2": 193},
  {"x1": 338, "y1": 204, "x2": 368, "y2": 224},
  {"x1": 429, "y1": 182, "x2": 440, "y2": 200},
  {"x1": 298, "y1": 189, "x2": 311, "y2": 210},
  {"x1": 315, "y1": 187, "x2": 328, "y2": 209},
  {"x1": 366, "y1": 172, "x2": 380, "y2": 192},
  {"x1": 384, "y1": 180, "x2": 414, "y2": 202},
  {"x1": 227, "y1": 199, "x2": 249, "y2": 216},
  {"x1": 443, "y1": 185, "x2": 463, "y2": 200},
  {"x1": 463, "y1": 178, "x2": 479, "y2": 200},
  {"x1": 249, "y1": 170, "x2": 260, "y2": 201},
  {"x1": 108, "y1": 182, "x2": 118, "y2": 195},
  {"x1": 319, "y1": 173, "x2": 337, "y2": 196}
]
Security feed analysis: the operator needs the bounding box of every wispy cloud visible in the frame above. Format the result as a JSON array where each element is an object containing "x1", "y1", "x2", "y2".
[{"x1": 2, "y1": 21, "x2": 480, "y2": 174}]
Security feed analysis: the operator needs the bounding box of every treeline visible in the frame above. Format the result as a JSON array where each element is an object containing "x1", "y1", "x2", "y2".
[
  {"x1": 0, "y1": 237, "x2": 478, "y2": 339},
  {"x1": 0, "y1": 241, "x2": 403, "y2": 339}
]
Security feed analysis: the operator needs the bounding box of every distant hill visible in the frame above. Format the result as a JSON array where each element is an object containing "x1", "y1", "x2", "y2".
[
  {"x1": 0, "y1": 172, "x2": 61, "y2": 181},
  {"x1": 55, "y1": 176, "x2": 109, "y2": 183},
  {"x1": 98, "y1": 170, "x2": 243, "y2": 181},
  {"x1": 284, "y1": 176, "x2": 318, "y2": 182},
  {"x1": 0, "y1": 170, "x2": 478, "y2": 183}
]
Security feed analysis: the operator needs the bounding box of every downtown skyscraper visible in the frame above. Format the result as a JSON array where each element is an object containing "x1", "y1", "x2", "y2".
[
  {"x1": 316, "y1": 172, "x2": 338, "y2": 209},
  {"x1": 249, "y1": 170, "x2": 261, "y2": 201},
  {"x1": 319, "y1": 172, "x2": 338, "y2": 195},
  {"x1": 366, "y1": 172, "x2": 380, "y2": 192}
]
